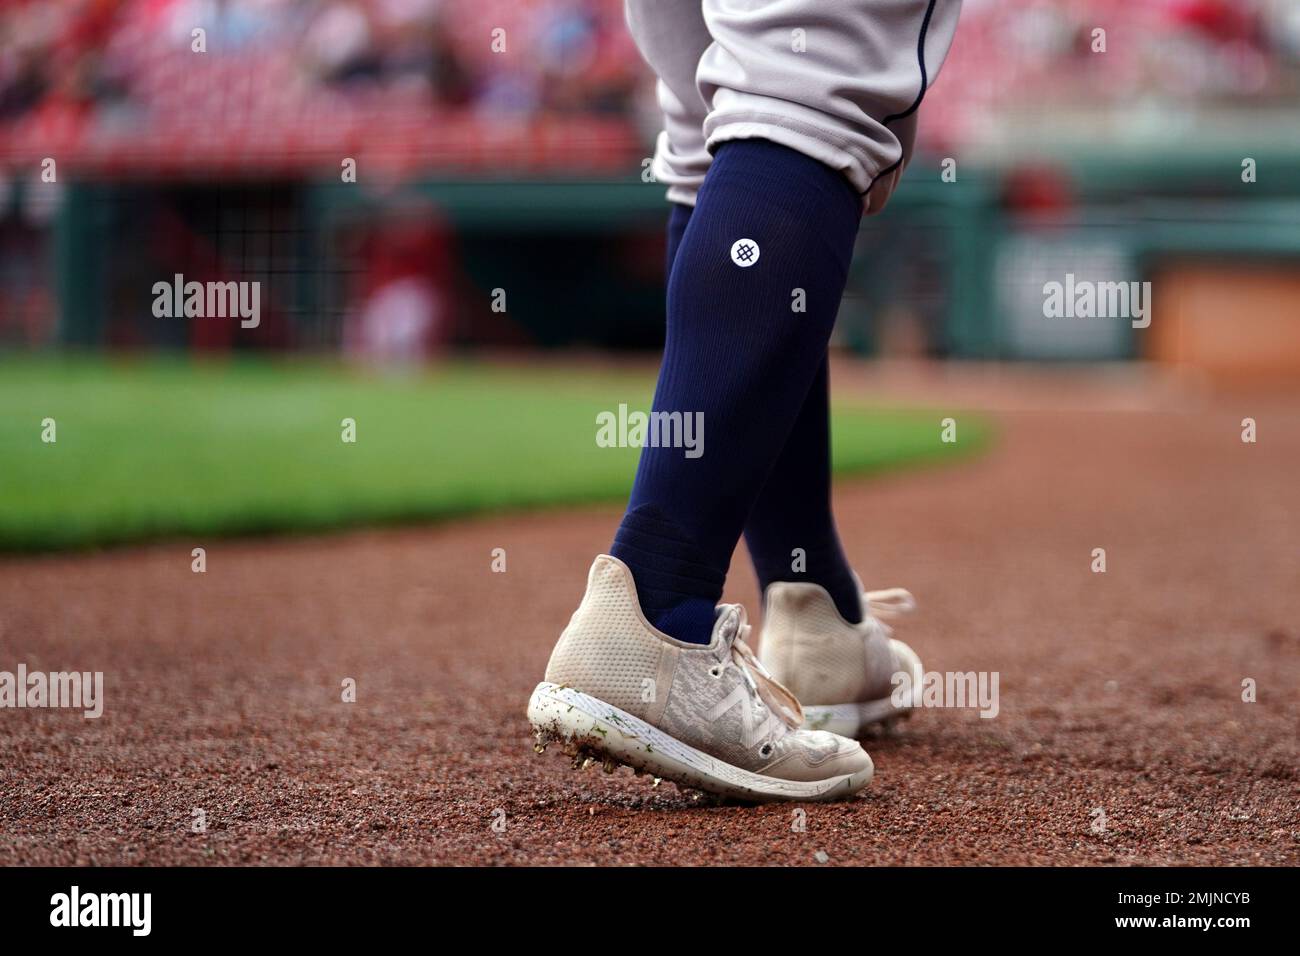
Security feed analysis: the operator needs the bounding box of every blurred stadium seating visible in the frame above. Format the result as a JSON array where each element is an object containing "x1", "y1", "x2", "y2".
[
  {"x1": 0, "y1": 0, "x2": 642, "y2": 173},
  {"x1": 5, "y1": 1, "x2": 1298, "y2": 170}
]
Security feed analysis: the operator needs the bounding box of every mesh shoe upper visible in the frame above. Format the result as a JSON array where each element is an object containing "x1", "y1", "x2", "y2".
[{"x1": 758, "y1": 579, "x2": 919, "y2": 707}]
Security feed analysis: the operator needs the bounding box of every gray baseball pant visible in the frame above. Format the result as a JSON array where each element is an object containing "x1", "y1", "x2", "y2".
[{"x1": 625, "y1": 0, "x2": 963, "y2": 214}]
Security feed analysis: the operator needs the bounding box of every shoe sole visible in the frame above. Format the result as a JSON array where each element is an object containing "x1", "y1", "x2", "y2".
[
  {"x1": 800, "y1": 639, "x2": 924, "y2": 738},
  {"x1": 527, "y1": 681, "x2": 873, "y2": 803},
  {"x1": 801, "y1": 698, "x2": 913, "y2": 737}
]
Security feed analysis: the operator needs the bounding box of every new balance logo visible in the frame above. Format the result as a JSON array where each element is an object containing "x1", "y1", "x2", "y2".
[{"x1": 706, "y1": 685, "x2": 779, "y2": 749}]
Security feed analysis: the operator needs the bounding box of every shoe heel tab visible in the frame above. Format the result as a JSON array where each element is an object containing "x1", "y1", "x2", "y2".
[
  {"x1": 765, "y1": 580, "x2": 839, "y2": 615},
  {"x1": 585, "y1": 554, "x2": 709, "y2": 649},
  {"x1": 568, "y1": 554, "x2": 647, "y2": 628},
  {"x1": 590, "y1": 553, "x2": 639, "y2": 599}
]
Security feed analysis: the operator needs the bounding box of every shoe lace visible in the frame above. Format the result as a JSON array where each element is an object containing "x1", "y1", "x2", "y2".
[
  {"x1": 860, "y1": 587, "x2": 916, "y2": 638},
  {"x1": 715, "y1": 606, "x2": 804, "y2": 749}
]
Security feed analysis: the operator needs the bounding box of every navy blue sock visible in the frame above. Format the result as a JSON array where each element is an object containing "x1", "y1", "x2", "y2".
[
  {"x1": 665, "y1": 202, "x2": 692, "y2": 273},
  {"x1": 611, "y1": 140, "x2": 862, "y2": 644},
  {"x1": 665, "y1": 200, "x2": 860, "y2": 623},
  {"x1": 744, "y1": 359, "x2": 863, "y2": 624}
]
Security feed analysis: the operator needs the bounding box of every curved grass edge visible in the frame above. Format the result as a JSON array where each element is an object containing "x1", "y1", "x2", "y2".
[{"x1": 0, "y1": 355, "x2": 994, "y2": 553}]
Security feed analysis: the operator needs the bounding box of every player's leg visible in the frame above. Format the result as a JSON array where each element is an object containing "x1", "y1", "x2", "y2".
[
  {"x1": 665, "y1": 202, "x2": 692, "y2": 274},
  {"x1": 746, "y1": 367, "x2": 923, "y2": 741},
  {"x1": 610, "y1": 0, "x2": 963, "y2": 646},
  {"x1": 529, "y1": 0, "x2": 874, "y2": 801},
  {"x1": 742, "y1": 357, "x2": 862, "y2": 622},
  {"x1": 692, "y1": 0, "x2": 963, "y2": 735},
  {"x1": 608, "y1": 136, "x2": 862, "y2": 644},
  {"x1": 610, "y1": 0, "x2": 875, "y2": 647},
  {"x1": 650, "y1": 22, "x2": 857, "y2": 628},
  {"x1": 529, "y1": 0, "x2": 962, "y2": 795}
]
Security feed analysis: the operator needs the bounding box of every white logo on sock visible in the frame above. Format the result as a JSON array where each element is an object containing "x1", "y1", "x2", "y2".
[{"x1": 730, "y1": 238, "x2": 760, "y2": 268}]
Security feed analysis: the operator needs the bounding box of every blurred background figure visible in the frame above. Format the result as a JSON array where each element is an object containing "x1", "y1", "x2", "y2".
[{"x1": 342, "y1": 210, "x2": 454, "y2": 363}]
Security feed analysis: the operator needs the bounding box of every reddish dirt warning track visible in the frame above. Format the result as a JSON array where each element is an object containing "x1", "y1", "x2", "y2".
[{"x1": 1, "y1": 389, "x2": 1297, "y2": 865}]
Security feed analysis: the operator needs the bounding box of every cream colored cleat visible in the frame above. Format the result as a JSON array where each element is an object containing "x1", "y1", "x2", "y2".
[
  {"x1": 758, "y1": 579, "x2": 923, "y2": 738},
  {"x1": 528, "y1": 555, "x2": 874, "y2": 802}
]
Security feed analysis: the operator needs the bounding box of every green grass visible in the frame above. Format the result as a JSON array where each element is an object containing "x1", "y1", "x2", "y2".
[{"x1": 0, "y1": 356, "x2": 990, "y2": 551}]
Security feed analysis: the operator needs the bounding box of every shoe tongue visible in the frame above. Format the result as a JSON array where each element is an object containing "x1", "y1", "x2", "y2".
[
  {"x1": 712, "y1": 604, "x2": 746, "y2": 646},
  {"x1": 710, "y1": 604, "x2": 805, "y2": 730}
]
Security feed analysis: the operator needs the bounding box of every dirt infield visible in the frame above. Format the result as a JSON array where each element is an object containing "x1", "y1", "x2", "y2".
[{"x1": 2, "y1": 376, "x2": 1297, "y2": 866}]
